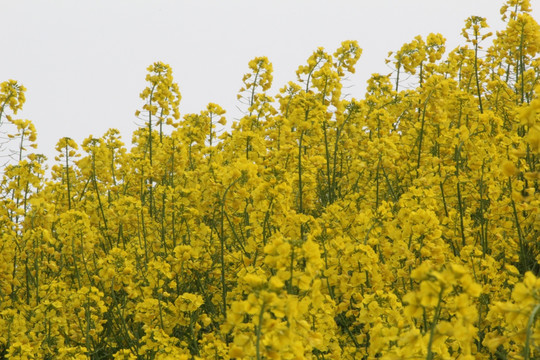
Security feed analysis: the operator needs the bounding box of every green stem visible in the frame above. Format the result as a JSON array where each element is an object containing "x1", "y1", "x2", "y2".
[
  {"x1": 416, "y1": 92, "x2": 432, "y2": 173},
  {"x1": 426, "y1": 287, "x2": 444, "y2": 360},
  {"x1": 473, "y1": 34, "x2": 484, "y2": 114},
  {"x1": 298, "y1": 130, "x2": 304, "y2": 214},
  {"x1": 64, "y1": 142, "x2": 72, "y2": 210},
  {"x1": 256, "y1": 303, "x2": 265, "y2": 360},
  {"x1": 219, "y1": 177, "x2": 241, "y2": 320},
  {"x1": 524, "y1": 303, "x2": 540, "y2": 360}
]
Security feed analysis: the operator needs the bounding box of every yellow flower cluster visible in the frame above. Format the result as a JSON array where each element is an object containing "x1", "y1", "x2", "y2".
[{"x1": 1, "y1": 1, "x2": 539, "y2": 359}]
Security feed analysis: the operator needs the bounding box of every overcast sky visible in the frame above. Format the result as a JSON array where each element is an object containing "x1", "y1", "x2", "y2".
[{"x1": 2, "y1": 0, "x2": 537, "y2": 165}]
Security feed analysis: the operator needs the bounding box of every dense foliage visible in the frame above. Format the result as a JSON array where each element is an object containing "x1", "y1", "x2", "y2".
[{"x1": 1, "y1": 1, "x2": 539, "y2": 359}]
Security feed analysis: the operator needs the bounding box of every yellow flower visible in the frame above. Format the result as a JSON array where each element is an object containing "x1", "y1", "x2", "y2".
[{"x1": 501, "y1": 159, "x2": 518, "y2": 177}]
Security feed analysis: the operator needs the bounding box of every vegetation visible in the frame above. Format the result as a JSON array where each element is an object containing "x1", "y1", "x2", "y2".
[{"x1": 0, "y1": 1, "x2": 539, "y2": 358}]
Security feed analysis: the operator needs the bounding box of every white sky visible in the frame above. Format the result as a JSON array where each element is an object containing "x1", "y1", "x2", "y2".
[{"x1": 2, "y1": 0, "x2": 538, "y2": 164}]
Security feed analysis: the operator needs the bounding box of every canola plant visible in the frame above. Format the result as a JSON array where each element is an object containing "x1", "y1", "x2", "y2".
[{"x1": 0, "y1": 1, "x2": 539, "y2": 359}]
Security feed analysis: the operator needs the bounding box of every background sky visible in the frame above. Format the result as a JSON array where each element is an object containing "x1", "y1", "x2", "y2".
[{"x1": 2, "y1": 0, "x2": 538, "y2": 166}]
